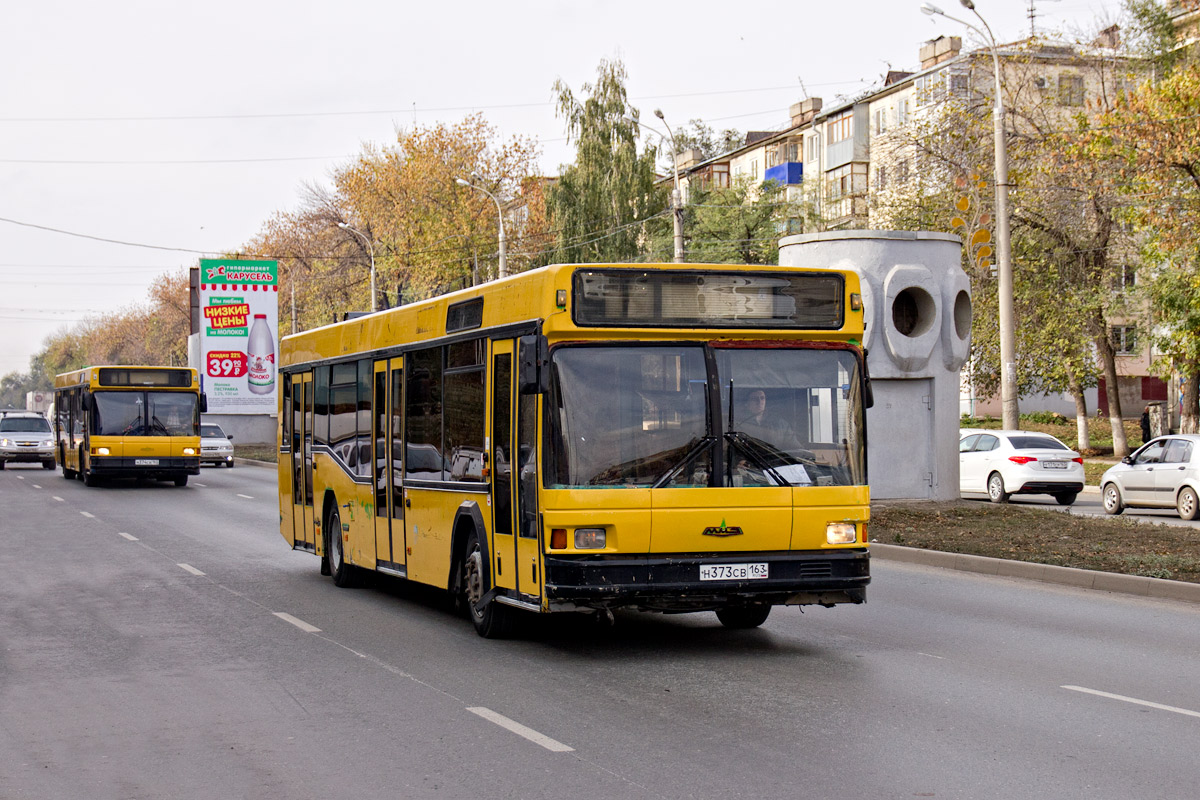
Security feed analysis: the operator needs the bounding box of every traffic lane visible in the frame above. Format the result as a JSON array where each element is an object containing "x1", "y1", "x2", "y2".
[
  {"x1": 960, "y1": 490, "x2": 1200, "y2": 527},
  {"x1": 7, "y1": 468, "x2": 1200, "y2": 798},
  {"x1": 0, "y1": 473, "x2": 638, "y2": 800}
]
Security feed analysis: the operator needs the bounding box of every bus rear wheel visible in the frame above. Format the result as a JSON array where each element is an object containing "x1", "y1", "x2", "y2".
[
  {"x1": 326, "y1": 507, "x2": 355, "y2": 588},
  {"x1": 462, "y1": 531, "x2": 513, "y2": 639},
  {"x1": 716, "y1": 604, "x2": 772, "y2": 629}
]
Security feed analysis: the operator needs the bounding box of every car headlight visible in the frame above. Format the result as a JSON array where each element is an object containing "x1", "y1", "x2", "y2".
[
  {"x1": 0, "y1": 438, "x2": 9, "y2": 447},
  {"x1": 574, "y1": 528, "x2": 607, "y2": 549},
  {"x1": 95, "y1": 447, "x2": 110, "y2": 456},
  {"x1": 183, "y1": 447, "x2": 196, "y2": 456},
  {"x1": 826, "y1": 522, "x2": 858, "y2": 545}
]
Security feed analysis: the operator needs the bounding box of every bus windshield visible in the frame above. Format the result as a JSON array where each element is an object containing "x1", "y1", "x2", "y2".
[
  {"x1": 93, "y1": 391, "x2": 200, "y2": 437},
  {"x1": 546, "y1": 344, "x2": 865, "y2": 489}
]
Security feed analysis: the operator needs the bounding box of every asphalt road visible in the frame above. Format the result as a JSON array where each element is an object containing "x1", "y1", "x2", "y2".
[
  {"x1": 961, "y1": 487, "x2": 1200, "y2": 528},
  {"x1": 3, "y1": 461, "x2": 1199, "y2": 800}
]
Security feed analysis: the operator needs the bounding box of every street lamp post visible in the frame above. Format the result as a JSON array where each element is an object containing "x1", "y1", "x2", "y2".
[
  {"x1": 337, "y1": 221, "x2": 377, "y2": 313},
  {"x1": 455, "y1": 176, "x2": 508, "y2": 279},
  {"x1": 653, "y1": 110, "x2": 686, "y2": 264},
  {"x1": 922, "y1": 0, "x2": 1018, "y2": 429}
]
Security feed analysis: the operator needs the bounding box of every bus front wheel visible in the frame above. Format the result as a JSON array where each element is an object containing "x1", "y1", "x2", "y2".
[
  {"x1": 462, "y1": 531, "x2": 513, "y2": 639},
  {"x1": 716, "y1": 604, "x2": 772, "y2": 629}
]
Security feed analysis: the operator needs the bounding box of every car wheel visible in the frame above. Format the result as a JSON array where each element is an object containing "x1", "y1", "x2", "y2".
[
  {"x1": 0, "y1": 460, "x2": 5, "y2": 471},
  {"x1": 1102, "y1": 483, "x2": 1125, "y2": 515},
  {"x1": 173, "y1": 475, "x2": 188, "y2": 487},
  {"x1": 226, "y1": 459, "x2": 234, "y2": 468},
  {"x1": 43, "y1": 460, "x2": 55, "y2": 470},
  {"x1": 327, "y1": 506, "x2": 355, "y2": 588},
  {"x1": 1177, "y1": 487, "x2": 1199, "y2": 521},
  {"x1": 987, "y1": 472, "x2": 1009, "y2": 504},
  {"x1": 716, "y1": 604, "x2": 772, "y2": 629},
  {"x1": 1054, "y1": 492, "x2": 1078, "y2": 506},
  {"x1": 462, "y1": 530, "x2": 513, "y2": 638}
]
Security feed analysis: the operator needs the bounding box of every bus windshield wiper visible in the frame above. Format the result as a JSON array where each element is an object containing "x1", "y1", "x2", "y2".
[
  {"x1": 651, "y1": 436, "x2": 715, "y2": 489},
  {"x1": 724, "y1": 431, "x2": 788, "y2": 486}
]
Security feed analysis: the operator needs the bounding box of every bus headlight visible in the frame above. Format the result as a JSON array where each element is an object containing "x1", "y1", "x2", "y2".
[
  {"x1": 826, "y1": 522, "x2": 857, "y2": 545},
  {"x1": 574, "y1": 528, "x2": 606, "y2": 549},
  {"x1": 95, "y1": 447, "x2": 110, "y2": 456},
  {"x1": 183, "y1": 447, "x2": 196, "y2": 456}
]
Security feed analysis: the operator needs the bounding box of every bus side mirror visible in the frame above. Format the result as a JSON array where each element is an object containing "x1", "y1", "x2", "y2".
[
  {"x1": 199, "y1": 393, "x2": 208, "y2": 413},
  {"x1": 861, "y1": 348, "x2": 874, "y2": 409},
  {"x1": 518, "y1": 334, "x2": 549, "y2": 395}
]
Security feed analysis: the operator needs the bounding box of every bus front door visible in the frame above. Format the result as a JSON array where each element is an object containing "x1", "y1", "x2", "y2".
[
  {"x1": 373, "y1": 358, "x2": 406, "y2": 573},
  {"x1": 515, "y1": 337, "x2": 542, "y2": 601},
  {"x1": 291, "y1": 372, "x2": 316, "y2": 551},
  {"x1": 490, "y1": 341, "x2": 517, "y2": 592}
]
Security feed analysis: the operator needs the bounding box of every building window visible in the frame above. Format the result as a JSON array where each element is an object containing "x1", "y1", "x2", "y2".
[
  {"x1": 874, "y1": 165, "x2": 888, "y2": 190},
  {"x1": 949, "y1": 71, "x2": 970, "y2": 96},
  {"x1": 826, "y1": 111, "x2": 854, "y2": 145},
  {"x1": 897, "y1": 98, "x2": 909, "y2": 126},
  {"x1": 1058, "y1": 75, "x2": 1085, "y2": 106},
  {"x1": 1111, "y1": 325, "x2": 1138, "y2": 355},
  {"x1": 1112, "y1": 262, "x2": 1137, "y2": 291},
  {"x1": 874, "y1": 108, "x2": 888, "y2": 135}
]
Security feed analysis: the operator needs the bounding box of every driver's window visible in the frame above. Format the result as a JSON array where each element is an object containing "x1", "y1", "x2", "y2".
[{"x1": 1135, "y1": 441, "x2": 1166, "y2": 465}]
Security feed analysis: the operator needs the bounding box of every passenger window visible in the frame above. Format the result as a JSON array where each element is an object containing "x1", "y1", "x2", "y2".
[
  {"x1": 1165, "y1": 440, "x2": 1193, "y2": 464},
  {"x1": 976, "y1": 435, "x2": 998, "y2": 452},
  {"x1": 959, "y1": 434, "x2": 979, "y2": 453}
]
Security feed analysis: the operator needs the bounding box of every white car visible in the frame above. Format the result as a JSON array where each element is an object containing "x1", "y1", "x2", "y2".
[
  {"x1": 200, "y1": 423, "x2": 235, "y2": 467},
  {"x1": 0, "y1": 412, "x2": 56, "y2": 470},
  {"x1": 959, "y1": 430, "x2": 1084, "y2": 505},
  {"x1": 1100, "y1": 434, "x2": 1200, "y2": 520}
]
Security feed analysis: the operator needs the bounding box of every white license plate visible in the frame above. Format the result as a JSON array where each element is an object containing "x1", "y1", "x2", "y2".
[
  {"x1": 135, "y1": 459, "x2": 160, "y2": 466},
  {"x1": 700, "y1": 563, "x2": 768, "y2": 581},
  {"x1": 1043, "y1": 461, "x2": 1068, "y2": 469}
]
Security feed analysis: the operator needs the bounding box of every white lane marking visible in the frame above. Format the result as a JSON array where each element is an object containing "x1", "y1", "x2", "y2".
[
  {"x1": 52, "y1": 496, "x2": 64, "y2": 502},
  {"x1": 1062, "y1": 685, "x2": 1200, "y2": 719},
  {"x1": 918, "y1": 652, "x2": 945, "y2": 660},
  {"x1": 80, "y1": 511, "x2": 95, "y2": 518},
  {"x1": 15, "y1": 476, "x2": 24, "y2": 480},
  {"x1": 32, "y1": 484, "x2": 42, "y2": 489},
  {"x1": 118, "y1": 532, "x2": 138, "y2": 541},
  {"x1": 177, "y1": 563, "x2": 205, "y2": 576},
  {"x1": 237, "y1": 494, "x2": 255, "y2": 499},
  {"x1": 273, "y1": 612, "x2": 321, "y2": 633},
  {"x1": 193, "y1": 482, "x2": 207, "y2": 487},
  {"x1": 466, "y1": 707, "x2": 574, "y2": 752}
]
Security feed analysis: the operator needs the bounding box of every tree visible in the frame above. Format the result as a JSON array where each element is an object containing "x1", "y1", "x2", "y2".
[
  {"x1": 660, "y1": 119, "x2": 743, "y2": 171},
  {"x1": 547, "y1": 59, "x2": 665, "y2": 263},
  {"x1": 1099, "y1": 62, "x2": 1200, "y2": 431}
]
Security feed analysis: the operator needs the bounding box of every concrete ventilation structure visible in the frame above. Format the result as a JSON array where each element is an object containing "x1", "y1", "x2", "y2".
[{"x1": 779, "y1": 230, "x2": 969, "y2": 500}]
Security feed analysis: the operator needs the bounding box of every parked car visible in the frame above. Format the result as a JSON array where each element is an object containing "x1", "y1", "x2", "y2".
[
  {"x1": 0, "y1": 412, "x2": 56, "y2": 470},
  {"x1": 200, "y1": 423, "x2": 235, "y2": 467},
  {"x1": 959, "y1": 429, "x2": 1084, "y2": 505},
  {"x1": 1100, "y1": 434, "x2": 1200, "y2": 520}
]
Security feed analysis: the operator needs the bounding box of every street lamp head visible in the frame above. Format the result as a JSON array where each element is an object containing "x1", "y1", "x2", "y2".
[
  {"x1": 654, "y1": 108, "x2": 665, "y2": 120},
  {"x1": 337, "y1": 222, "x2": 349, "y2": 229},
  {"x1": 959, "y1": 0, "x2": 975, "y2": 9},
  {"x1": 920, "y1": 3, "x2": 943, "y2": 16},
  {"x1": 455, "y1": 177, "x2": 470, "y2": 187}
]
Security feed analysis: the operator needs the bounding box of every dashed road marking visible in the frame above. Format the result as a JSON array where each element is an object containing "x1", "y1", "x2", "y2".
[
  {"x1": 194, "y1": 483, "x2": 207, "y2": 487},
  {"x1": 118, "y1": 532, "x2": 138, "y2": 541},
  {"x1": 52, "y1": 496, "x2": 64, "y2": 502},
  {"x1": 80, "y1": 511, "x2": 95, "y2": 519},
  {"x1": 237, "y1": 494, "x2": 254, "y2": 499},
  {"x1": 466, "y1": 707, "x2": 574, "y2": 752},
  {"x1": 32, "y1": 484, "x2": 42, "y2": 489},
  {"x1": 1063, "y1": 685, "x2": 1200, "y2": 719},
  {"x1": 177, "y1": 563, "x2": 205, "y2": 576},
  {"x1": 273, "y1": 612, "x2": 321, "y2": 633}
]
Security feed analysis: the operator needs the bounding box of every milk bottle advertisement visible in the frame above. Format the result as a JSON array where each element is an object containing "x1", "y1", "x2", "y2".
[{"x1": 198, "y1": 258, "x2": 279, "y2": 414}]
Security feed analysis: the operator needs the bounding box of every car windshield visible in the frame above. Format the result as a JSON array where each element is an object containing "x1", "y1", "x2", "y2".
[
  {"x1": 93, "y1": 391, "x2": 199, "y2": 437},
  {"x1": 1009, "y1": 435, "x2": 1068, "y2": 451},
  {"x1": 545, "y1": 344, "x2": 866, "y2": 489},
  {"x1": 0, "y1": 417, "x2": 51, "y2": 433},
  {"x1": 201, "y1": 424, "x2": 226, "y2": 438}
]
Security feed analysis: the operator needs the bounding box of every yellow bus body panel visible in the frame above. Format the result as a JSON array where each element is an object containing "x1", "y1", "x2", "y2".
[{"x1": 540, "y1": 489, "x2": 651, "y2": 554}]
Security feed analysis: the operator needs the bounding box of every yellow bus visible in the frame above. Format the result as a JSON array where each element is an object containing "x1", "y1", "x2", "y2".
[
  {"x1": 54, "y1": 366, "x2": 204, "y2": 487},
  {"x1": 278, "y1": 263, "x2": 871, "y2": 636}
]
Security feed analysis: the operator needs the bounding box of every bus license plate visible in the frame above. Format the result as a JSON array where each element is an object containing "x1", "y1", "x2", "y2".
[
  {"x1": 135, "y1": 459, "x2": 160, "y2": 466},
  {"x1": 1044, "y1": 461, "x2": 1067, "y2": 469},
  {"x1": 700, "y1": 563, "x2": 768, "y2": 581}
]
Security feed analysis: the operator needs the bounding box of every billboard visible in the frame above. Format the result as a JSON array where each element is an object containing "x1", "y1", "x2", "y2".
[{"x1": 197, "y1": 258, "x2": 279, "y2": 414}]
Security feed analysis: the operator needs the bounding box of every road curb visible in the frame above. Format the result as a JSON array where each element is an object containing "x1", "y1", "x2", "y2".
[{"x1": 870, "y1": 542, "x2": 1200, "y2": 604}]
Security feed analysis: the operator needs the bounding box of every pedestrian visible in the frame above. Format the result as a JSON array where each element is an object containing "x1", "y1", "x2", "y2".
[{"x1": 1140, "y1": 405, "x2": 1151, "y2": 444}]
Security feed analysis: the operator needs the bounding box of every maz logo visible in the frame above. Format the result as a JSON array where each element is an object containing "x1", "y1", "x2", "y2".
[{"x1": 702, "y1": 520, "x2": 743, "y2": 537}]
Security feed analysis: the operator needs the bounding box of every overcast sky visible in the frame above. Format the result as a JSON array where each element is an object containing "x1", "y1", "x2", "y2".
[{"x1": 0, "y1": 0, "x2": 1121, "y2": 380}]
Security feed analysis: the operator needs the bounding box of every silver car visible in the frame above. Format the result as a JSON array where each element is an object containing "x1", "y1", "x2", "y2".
[
  {"x1": 200, "y1": 423, "x2": 235, "y2": 467},
  {"x1": 960, "y1": 429, "x2": 1085, "y2": 505},
  {"x1": 0, "y1": 413, "x2": 56, "y2": 470},
  {"x1": 1101, "y1": 435, "x2": 1200, "y2": 520}
]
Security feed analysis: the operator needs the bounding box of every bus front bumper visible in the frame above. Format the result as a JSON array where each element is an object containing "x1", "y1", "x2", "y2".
[
  {"x1": 88, "y1": 456, "x2": 201, "y2": 477},
  {"x1": 543, "y1": 548, "x2": 869, "y2": 612}
]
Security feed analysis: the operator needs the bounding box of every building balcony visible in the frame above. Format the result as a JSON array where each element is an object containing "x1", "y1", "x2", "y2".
[{"x1": 764, "y1": 162, "x2": 803, "y2": 186}]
